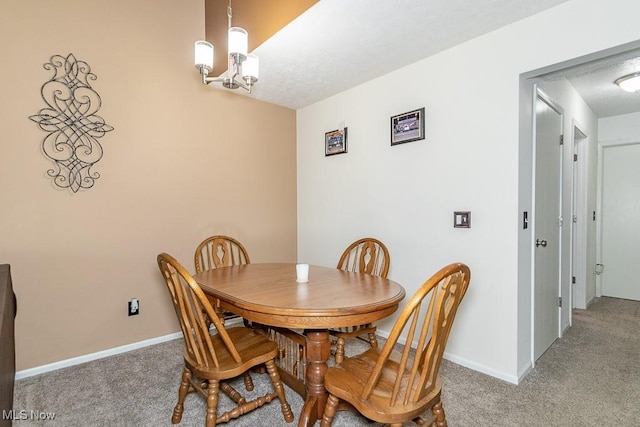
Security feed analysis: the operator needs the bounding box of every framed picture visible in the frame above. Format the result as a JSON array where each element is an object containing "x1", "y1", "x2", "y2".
[
  {"x1": 325, "y1": 128, "x2": 348, "y2": 156},
  {"x1": 390, "y1": 107, "x2": 425, "y2": 146}
]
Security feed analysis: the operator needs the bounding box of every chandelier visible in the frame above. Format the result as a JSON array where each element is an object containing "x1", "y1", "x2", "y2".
[{"x1": 194, "y1": 0, "x2": 259, "y2": 93}]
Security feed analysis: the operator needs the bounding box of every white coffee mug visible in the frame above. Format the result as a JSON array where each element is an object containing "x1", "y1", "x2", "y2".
[{"x1": 296, "y1": 263, "x2": 309, "y2": 283}]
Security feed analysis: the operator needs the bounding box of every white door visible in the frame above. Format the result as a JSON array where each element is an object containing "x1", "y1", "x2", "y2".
[
  {"x1": 601, "y1": 142, "x2": 640, "y2": 301},
  {"x1": 533, "y1": 92, "x2": 562, "y2": 361},
  {"x1": 571, "y1": 126, "x2": 588, "y2": 310}
]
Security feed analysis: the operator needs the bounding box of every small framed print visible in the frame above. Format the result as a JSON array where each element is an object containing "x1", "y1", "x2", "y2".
[
  {"x1": 391, "y1": 107, "x2": 425, "y2": 146},
  {"x1": 325, "y1": 128, "x2": 348, "y2": 156}
]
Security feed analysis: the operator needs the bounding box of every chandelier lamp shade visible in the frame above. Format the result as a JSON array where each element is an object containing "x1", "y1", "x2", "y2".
[
  {"x1": 614, "y1": 73, "x2": 640, "y2": 93},
  {"x1": 194, "y1": 2, "x2": 259, "y2": 93}
]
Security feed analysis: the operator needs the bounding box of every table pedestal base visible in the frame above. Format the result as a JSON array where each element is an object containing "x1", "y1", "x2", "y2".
[{"x1": 298, "y1": 330, "x2": 331, "y2": 427}]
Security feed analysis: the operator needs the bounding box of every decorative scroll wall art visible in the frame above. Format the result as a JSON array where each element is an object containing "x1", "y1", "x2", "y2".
[{"x1": 29, "y1": 54, "x2": 113, "y2": 193}]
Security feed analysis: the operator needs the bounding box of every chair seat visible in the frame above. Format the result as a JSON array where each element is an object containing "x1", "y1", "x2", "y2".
[
  {"x1": 186, "y1": 327, "x2": 279, "y2": 381},
  {"x1": 323, "y1": 347, "x2": 442, "y2": 424}
]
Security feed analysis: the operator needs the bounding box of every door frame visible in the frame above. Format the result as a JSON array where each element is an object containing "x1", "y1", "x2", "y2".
[
  {"x1": 530, "y1": 87, "x2": 564, "y2": 365},
  {"x1": 596, "y1": 139, "x2": 640, "y2": 298},
  {"x1": 570, "y1": 122, "x2": 588, "y2": 312},
  {"x1": 519, "y1": 40, "x2": 640, "y2": 380}
]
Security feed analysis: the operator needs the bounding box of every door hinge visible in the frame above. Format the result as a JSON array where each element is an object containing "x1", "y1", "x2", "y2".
[
  {"x1": 558, "y1": 297, "x2": 563, "y2": 307},
  {"x1": 560, "y1": 135, "x2": 564, "y2": 145},
  {"x1": 573, "y1": 153, "x2": 578, "y2": 161},
  {"x1": 572, "y1": 276, "x2": 576, "y2": 284}
]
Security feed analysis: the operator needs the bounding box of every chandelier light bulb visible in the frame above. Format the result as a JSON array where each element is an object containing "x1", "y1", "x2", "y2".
[
  {"x1": 194, "y1": 41, "x2": 214, "y2": 72},
  {"x1": 228, "y1": 27, "x2": 248, "y2": 59},
  {"x1": 243, "y1": 54, "x2": 259, "y2": 81}
]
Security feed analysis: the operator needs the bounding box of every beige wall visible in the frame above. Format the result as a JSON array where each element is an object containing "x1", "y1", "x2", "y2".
[{"x1": 0, "y1": 0, "x2": 297, "y2": 370}]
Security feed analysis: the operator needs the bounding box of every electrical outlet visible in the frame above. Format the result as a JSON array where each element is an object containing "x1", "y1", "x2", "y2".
[{"x1": 128, "y1": 298, "x2": 139, "y2": 316}]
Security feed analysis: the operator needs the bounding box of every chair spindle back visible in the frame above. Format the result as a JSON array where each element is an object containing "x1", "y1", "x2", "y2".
[
  {"x1": 337, "y1": 238, "x2": 390, "y2": 278},
  {"x1": 157, "y1": 253, "x2": 242, "y2": 368},
  {"x1": 194, "y1": 235, "x2": 250, "y2": 273},
  {"x1": 362, "y1": 263, "x2": 470, "y2": 407}
]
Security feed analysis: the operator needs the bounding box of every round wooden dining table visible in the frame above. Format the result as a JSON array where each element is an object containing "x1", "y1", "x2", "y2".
[{"x1": 193, "y1": 263, "x2": 406, "y2": 427}]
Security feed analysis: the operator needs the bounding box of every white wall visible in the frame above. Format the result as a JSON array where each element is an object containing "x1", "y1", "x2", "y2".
[
  {"x1": 297, "y1": 0, "x2": 640, "y2": 383},
  {"x1": 600, "y1": 112, "x2": 640, "y2": 143}
]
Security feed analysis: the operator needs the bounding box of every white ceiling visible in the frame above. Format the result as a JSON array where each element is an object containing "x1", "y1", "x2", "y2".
[
  {"x1": 539, "y1": 47, "x2": 640, "y2": 118},
  {"x1": 222, "y1": 0, "x2": 640, "y2": 117},
  {"x1": 243, "y1": 0, "x2": 570, "y2": 110}
]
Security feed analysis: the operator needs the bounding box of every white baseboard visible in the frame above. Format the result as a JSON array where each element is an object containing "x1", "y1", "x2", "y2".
[
  {"x1": 442, "y1": 351, "x2": 520, "y2": 385},
  {"x1": 15, "y1": 332, "x2": 183, "y2": 380},
  {"x1": 377, "y1": 328, "x2": 520, "y2": 385},
  {"x1": 517, "y1": 361, "x2": 533, "y2": 383}
]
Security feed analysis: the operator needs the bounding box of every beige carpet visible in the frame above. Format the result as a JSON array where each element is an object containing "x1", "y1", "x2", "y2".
[{"x1": 13, "y1": 296, "x2": 640, "y2": 426}]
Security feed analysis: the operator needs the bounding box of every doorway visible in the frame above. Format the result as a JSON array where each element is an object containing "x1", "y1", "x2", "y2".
[
  {"x1": 533, "y1": 90, "x2": 563, "y2": 361},
  {"x1": 520, "y1": 40, "x2": 640, "y2": 378},
  {"x1": 600, "y1": 142, "x2": 640, "y2": 301}
]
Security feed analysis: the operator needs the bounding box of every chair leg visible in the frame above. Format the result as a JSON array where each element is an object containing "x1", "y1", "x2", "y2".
[
  {"x1": 265, "y1": 359, "x2": 294, "y2": 422},
  {"x1": 172, "y1": 367, "x2": 191, "y2": 424},
  {"x1": 206, "y1": 380, "x2": 220, "y2": 427},
  {"x1": 243, "y1": 372, "x2": 254, "y2": 391},
  {"x1": 320, "y1": 394, "x2": 339, "y2": 426},
  {"x1": 219, "y1": 382, "x2": 245, "y2": 405},
  {"x1": 367, "y1": 331, "x2": 378, "y2": 348},
  {"x1": 431, "y1": 400, "x2": 448, "y2": 427},
  {"x1": 334, "y1": 337, "x2": 346, "y2": 364}
]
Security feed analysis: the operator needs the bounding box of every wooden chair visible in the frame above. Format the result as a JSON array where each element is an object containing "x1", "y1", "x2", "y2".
[
  {"x1": 320, "y1": 263, "x2": 471, "y2": 427},
  {"x1": 331, "y1": 237, "x2": 390, "y2": 363},
  {"x1": 157, "y1": 253, "x2": 294, "y2": 427},
  {"x1": 194, "y1": 235, "x2": 250, "y2": 324}
]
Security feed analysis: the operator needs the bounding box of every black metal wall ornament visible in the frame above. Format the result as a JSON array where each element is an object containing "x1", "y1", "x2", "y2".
[{"x1": 29, "y1": 54, "x2": 114, "y2": 193}]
